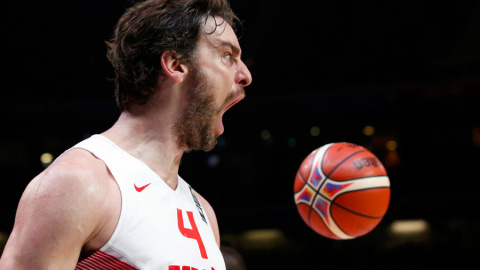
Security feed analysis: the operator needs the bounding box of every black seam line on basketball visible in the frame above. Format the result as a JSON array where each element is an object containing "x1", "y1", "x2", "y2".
[
  {"x1": 297, "y1": 168, "x2": 307, "y2": 184},
  {"x1": 304, "y1": 149, "x2": 320, "y2": 226},
  {"x1": 294, "y1": 168, "x2": 313, "y2": 198},
  {"x1": 297, "y1": 149, "x2": 318, "y2": 185},
  {"x1": 304, "y1": 198, "x2": 345, "y2": 240},
  {"x1": 313, "y1": 186, "x2": 389, "y2": 220},
  {"x1": 297, "y1": 168, "x2": 319, "y2": 226},
  {"x1": 296, "y1": 168, "x2": 317, "y2": 226},
  {"x1": 328, "y1": 174, "x2": 388, "y2": 182},
  {"x1": 307, "y1": 146, "x2": 331, "y2": 226},
  {"x1": 307, "y1": 184, "x2": 326, "y2": 227},
  {"x1": 325, "y1": 150, "x2": 367, "y2": 179},
  {"x1": 294, "y1": 168, "x2": 315, "y2": 197},
  {"x1": 318, "y1": 186, "x2": 390, "y2": 203},
  {"x1": 305, "y1": 175, "x2": 389, "y2": 194},
  {"x1": 331, "y1": 201, "x2": 384, "y2": 219},
  {"x1": 327, "y1": 187, "x2": 389, "y2": 219},
  {"x1": 315, "y1": 185, "x2": 390, "y2": 203}
]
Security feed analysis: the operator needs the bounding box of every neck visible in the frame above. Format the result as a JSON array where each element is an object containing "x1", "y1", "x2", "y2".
[{"x1": 102, "y1": 109, "x2": 184, "y2": 190}]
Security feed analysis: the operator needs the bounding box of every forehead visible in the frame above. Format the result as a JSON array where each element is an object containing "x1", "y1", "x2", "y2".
[{"x1": 199, "y1": 16, "x2": 241, "y2": 52}]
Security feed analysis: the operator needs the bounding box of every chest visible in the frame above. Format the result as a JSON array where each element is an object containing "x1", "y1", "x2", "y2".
[{"x1": 100, "y1": 177, "x2": 225, "y2": 270}]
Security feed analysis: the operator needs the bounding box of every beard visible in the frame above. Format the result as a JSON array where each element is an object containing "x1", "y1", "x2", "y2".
[{"x1": 174, "y1": 64, "x2": 220, "y2": 152}]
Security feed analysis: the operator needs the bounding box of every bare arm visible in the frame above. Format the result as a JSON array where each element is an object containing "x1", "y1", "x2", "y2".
[
  {"x1": 192, "y1": 190, "x2": 221, "y2": 247},
  {"x1": 0, "y1": 152, "x2": 111, "y2": 269}
]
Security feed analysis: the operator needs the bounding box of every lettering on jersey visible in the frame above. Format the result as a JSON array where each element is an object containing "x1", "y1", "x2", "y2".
[
  {"x1": 168, "y1": 266, "x2": 215, "y2": 270},
  {"x1": 189, "y1": 186, "x2": 207, "y2": 224}
]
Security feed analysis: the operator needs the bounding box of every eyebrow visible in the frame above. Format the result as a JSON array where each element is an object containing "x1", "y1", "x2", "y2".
[{"x1": 216, "y1": 40, "x2": 241, "y2": 56}]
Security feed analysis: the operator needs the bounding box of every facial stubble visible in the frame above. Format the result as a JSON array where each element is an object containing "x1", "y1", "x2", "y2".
[{"x1": 174, "y1": 66, "x2": 220, "y2": 152}]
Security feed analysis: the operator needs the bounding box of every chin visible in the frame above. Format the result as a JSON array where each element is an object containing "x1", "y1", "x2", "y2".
[{"x1": 187, "y1": 133, "x2": 217, "y2": 152}]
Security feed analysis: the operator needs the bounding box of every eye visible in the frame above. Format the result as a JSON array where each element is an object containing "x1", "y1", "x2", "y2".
[{"x1": 223, "y1": 53, "x2": 234, "y2": 64}]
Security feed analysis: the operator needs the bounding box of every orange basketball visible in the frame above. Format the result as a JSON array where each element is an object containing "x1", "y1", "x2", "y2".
[{"x1": 293, "y1": 142, "x2": 391, "y2": 240}]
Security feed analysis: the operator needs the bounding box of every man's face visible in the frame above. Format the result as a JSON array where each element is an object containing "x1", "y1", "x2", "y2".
[{"x1": 175, "y1": 16, "x2": 252, "y2": 152}]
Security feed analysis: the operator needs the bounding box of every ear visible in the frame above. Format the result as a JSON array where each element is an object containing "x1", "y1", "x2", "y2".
[{"x1": 160, "y1": 51, "x2": 188, "y2": 83}]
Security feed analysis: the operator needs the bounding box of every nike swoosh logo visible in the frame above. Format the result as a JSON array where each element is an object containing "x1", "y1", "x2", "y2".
[{"x1": 134, "y1": 183, "x2": 151, "y2": 192}]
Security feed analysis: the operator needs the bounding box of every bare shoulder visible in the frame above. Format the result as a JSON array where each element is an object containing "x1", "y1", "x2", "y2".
[
  {"x1": 0, "y1": 148, "x2": 116, "y2": 269},
  {"x1": 191, "y1": 189, "x2": 220, "y2": 247},
  {"x1": 27, "y1": 149, "x2": 113, "y2": 212}
]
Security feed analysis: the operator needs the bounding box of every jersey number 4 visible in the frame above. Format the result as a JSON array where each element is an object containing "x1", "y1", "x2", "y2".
[{"x1": 177, "y1": 208, "x2": 208, "y2": 259}]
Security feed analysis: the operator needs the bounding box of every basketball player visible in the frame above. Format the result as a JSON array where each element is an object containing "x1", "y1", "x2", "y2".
[{"x1": 0, "y1": 0, "x2": 252, "y2": 269}]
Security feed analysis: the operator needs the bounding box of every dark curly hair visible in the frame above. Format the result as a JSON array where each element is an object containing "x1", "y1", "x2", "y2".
[{"x1": 106, "y1": 0, "x2": 240, "y2": 110}]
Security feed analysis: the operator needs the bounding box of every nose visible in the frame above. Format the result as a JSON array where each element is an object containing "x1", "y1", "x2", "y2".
[{"x1": 236, "y1": 59, "x2": 252, "y2": 88}]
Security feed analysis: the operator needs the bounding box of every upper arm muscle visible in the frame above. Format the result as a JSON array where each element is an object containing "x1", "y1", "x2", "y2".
[{"x1": 0, "y1": 154, "x2": 109, "y2": 269}]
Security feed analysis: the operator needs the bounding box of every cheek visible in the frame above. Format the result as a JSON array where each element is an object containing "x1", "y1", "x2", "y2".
[
  {"x1": 207, "y1": 74, "x2": 230, "y2": 104},
  {"x1": 202, "y1": 63, "x2": 236, "y2": 106}
]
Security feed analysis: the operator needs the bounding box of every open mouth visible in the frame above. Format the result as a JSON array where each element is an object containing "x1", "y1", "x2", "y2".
[{"x1": 222, "y1": 94, "x2": 245, "y2": 113}]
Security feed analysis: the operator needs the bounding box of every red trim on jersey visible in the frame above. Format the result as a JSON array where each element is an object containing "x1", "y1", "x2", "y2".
[{"x1": 75, "y1": 250, "x2": 139, "y2": 270}]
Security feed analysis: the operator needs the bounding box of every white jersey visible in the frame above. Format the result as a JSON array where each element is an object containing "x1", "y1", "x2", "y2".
[{"x1": 72, "y1": 135, "x2": 225, "y2": 270}]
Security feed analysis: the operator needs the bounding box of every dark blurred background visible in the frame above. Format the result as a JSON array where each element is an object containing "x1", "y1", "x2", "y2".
[{"x1": 1, "y1": 0, "x2": 480, "y2": 268}]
